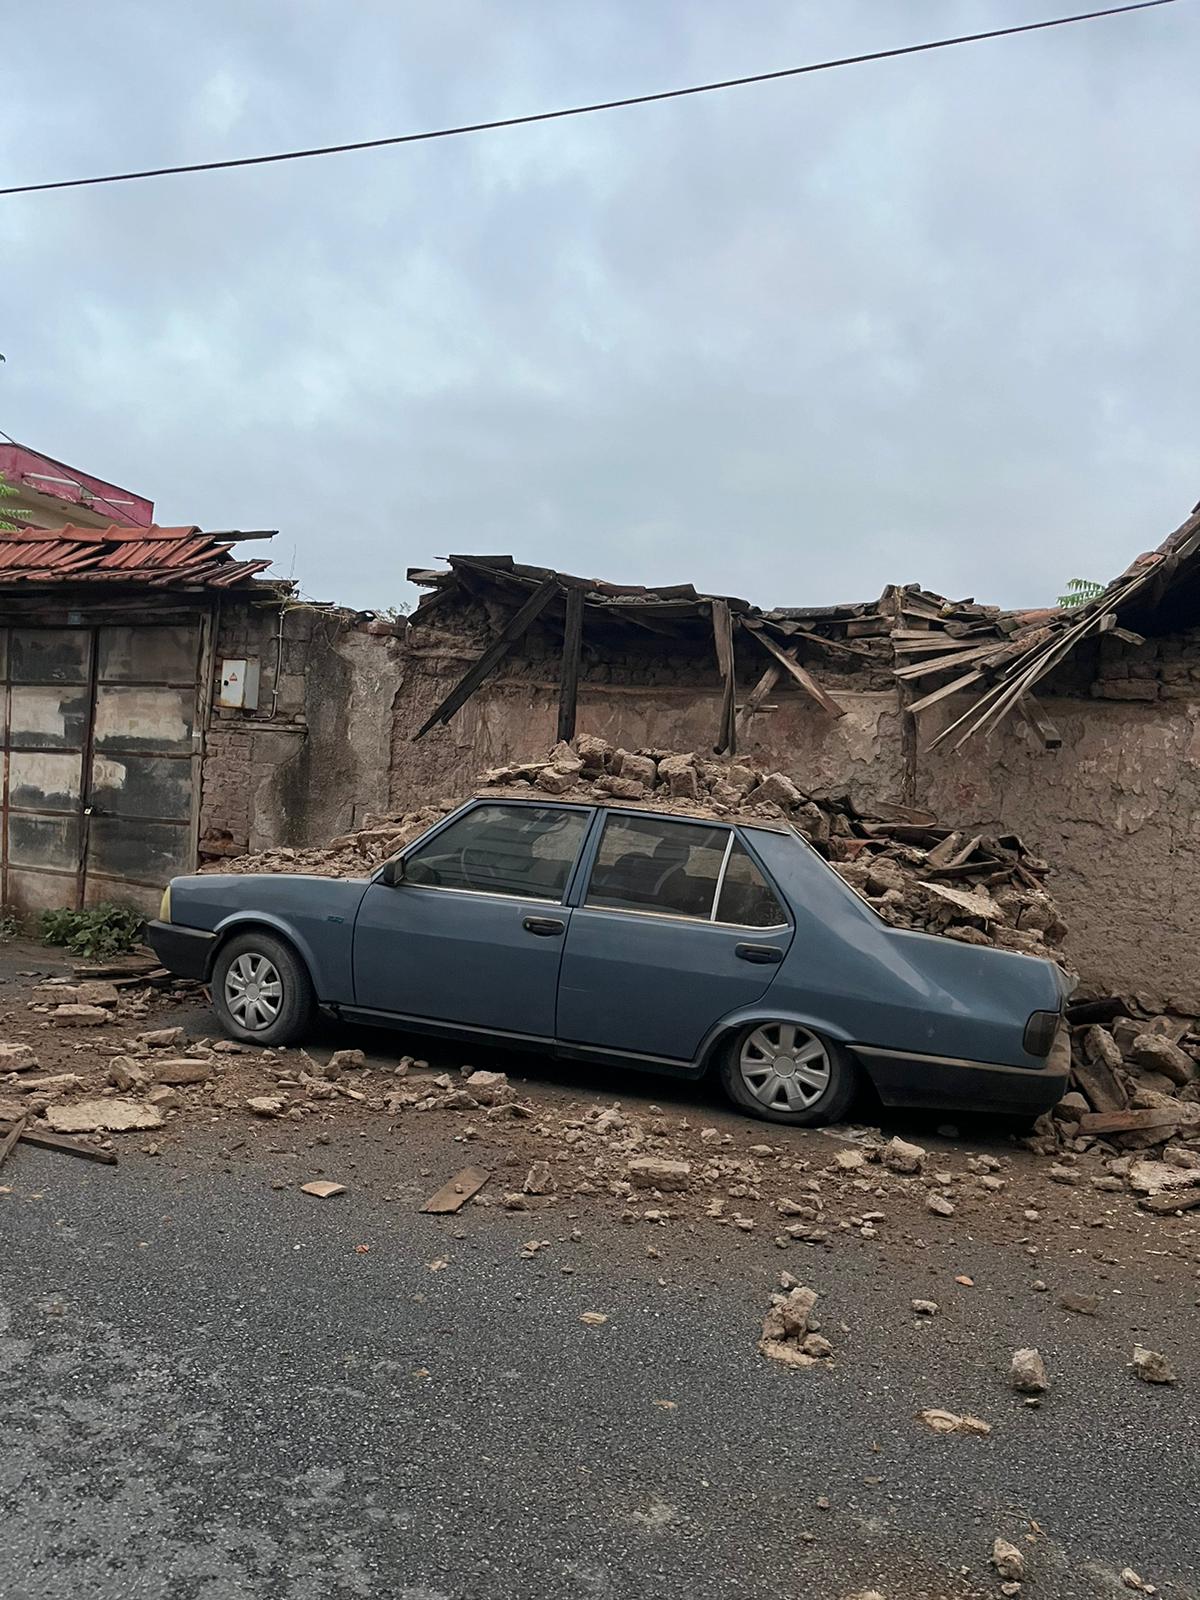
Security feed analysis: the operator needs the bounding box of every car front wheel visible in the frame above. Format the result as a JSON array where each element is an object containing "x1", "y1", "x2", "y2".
[
  {"x1": 717, "y1": 1020, "x2": 857, "y2": 1126},
  {"x1": 212, "y1": 930, "x2": 314, "y2": 1047}
]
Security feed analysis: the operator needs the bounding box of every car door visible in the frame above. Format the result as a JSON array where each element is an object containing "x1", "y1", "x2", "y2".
[
  {"x1": 353, "y1": 799, "x2": 594, "y2": 1039},
  {"x1": 555, "y1": 811, "x2": 794, "y2": 1062}
]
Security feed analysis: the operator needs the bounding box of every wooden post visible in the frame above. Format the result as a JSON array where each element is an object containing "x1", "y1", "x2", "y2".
[
  {"x1": 711, "y1": 600, "x2": 737, "y2": 755},
  {"x1": 557, "y1": 585, "x2": 584, "y2": 744}
]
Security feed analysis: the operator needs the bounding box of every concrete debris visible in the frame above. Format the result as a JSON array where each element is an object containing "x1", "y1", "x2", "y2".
[
  {"x1": 1127, "y1": 1034, "x2": 1195, "y2": 1087},
  {"x1": 629, "y1": 1156, "x2": 692, "y2": 1192},
  {"x1": 918, "y1": 1409, "x2": 992, "y2": 1436},
  {"x1": 881, "y1": 1137, "x2": 926, "y2": 1175},
  {"x1": 51, "y1": 1004, "x2": 111, "y2": 1027},
  {"x1": 579, "y1": 1312, "x2": 609, "y2": 1326},
  {"x1": 759, "y1": 1284, "x2": 834, "y2": 1367},
  {"x1": 326, "y1": 1049, "x2": 366, "y2": 1073},
  {"x1": 300, "y1": 1180, "x2": 346, "y2": 1198},
  {"x1": 911, "y1": 1300, "x2": 939, "y2": 1315},
  {"x1": 46, "y1": 1098, "x2": 163, "y2": 1133},
  {"x1": 1131, "y1": 1345, "x2": 1177, "y2": 1385},
  {"x1": 33, "y1": 981, "x2": 119, "y2": 1009},
  {"x1": 1058, "y1": 1290, "x2": 1101, "y2": 1316},
  {"x1": 501, "y1": 1193, "x2": 530, "y2": 1210},
  {"x1": 523, "y1": 1160, "x2": 556, "y2": 1195},
  {"x1": 0, "y1": 1042, "x2": 38, "y2": 1072},
  {"x1": 107, "y1": 1056, "x2": 151, "y2": 1091},
  {"x1": 1009, "y1": 1348, "x2": 1049, "y2": 1394},
  {"x1": 246, "y1": 1095, "x2": 285, "y2": 1117},
  {"x1": 153, "y1": 1058, "x2": 212, "y2": 1086},
  {"x1": 218, "y1": 738, "x2": 1069, "y2": 959},
  {"x1": 1121, "y1": 1569, "x2": 1157, "y2": 1594},
  {"x1": 991, "y1": 1539, "x2": 1026, "y2": 1581},
  {"x1": 925, "y1": 1193, "x2": 956, "y2": 1217},
  {"x1": 464, "y1": 1069, "x2": 513, "y2": 1106},
  {"x1": 147, "y1": 1085, "x2": 179, "y2": 1109},
  {"x1": 137, "y1": 1027, "x2": 185, "y2": 1049}
]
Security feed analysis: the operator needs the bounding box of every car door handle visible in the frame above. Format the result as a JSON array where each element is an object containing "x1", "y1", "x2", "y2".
[
  {"x1": 523, "y1": 916, "x2": 565, "y2": 937},
  {"x1": 735, "y1": 943, "x2": 783, "y2": 964}
]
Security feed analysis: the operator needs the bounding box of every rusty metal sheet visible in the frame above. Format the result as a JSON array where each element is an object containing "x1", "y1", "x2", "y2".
[
  {"x1": 9, "y1": 628, "x2": 90, "y2": 683},
  {"x1": 92, "y1": 686, "x2": 194, "y2": 754},
  {"x1": 8, "y1": 685, "x2": 89, "y2": 750},
  {"x1": 8, "y1": 813, "x2": 81, "y2": 870},
  {"x1": 8, "y1": 751, "x2": 83, "y2": 812},
  {"x1": 85, "y1": 816, "x2": 192, "y2": 885},
  {"x1": 97, "y1": 624, "x2": 200, "y2": 685},
  {"x1": 90, "y1": 754, "x2": 192, "y2": 822}
]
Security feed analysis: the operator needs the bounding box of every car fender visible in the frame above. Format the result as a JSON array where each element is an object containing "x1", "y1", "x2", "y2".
[
  {"x1": 211, "y1": 910, "x2": 333, "y2": 999},
  {"x1": 695, "y1": 1003, "x2": 858, "y2": 1068}
]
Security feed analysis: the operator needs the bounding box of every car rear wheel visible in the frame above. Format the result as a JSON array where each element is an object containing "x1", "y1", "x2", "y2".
[
  {"x1": 717, "y1": 1020, "x2": 857, "y2": 1126},
  {"x1": 212, "y1": 930, "x2": 314, "y2": 1047}
]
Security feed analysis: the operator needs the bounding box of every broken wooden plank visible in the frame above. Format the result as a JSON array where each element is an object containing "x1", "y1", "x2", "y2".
[
  {"x1": 1109, "y1": 625, "x2": 1145, "y2": 647},
  {"x1": 421, "y1": 1165, "x2": 490, "y2": 1214},
  {"x1": 894, "y1": 641, "x2": 1007, "y2": 681},
  {"x1": 1018, "y1": 693, "x2": 1063, "y2": 750},
  {"x1": 415, "y1": 576, "x2": 560, "y2": 738},
  {"x1": 737, "y1": 662, "x2": 781, "y2": 738},
  {"x1": 925, "y1": 830, "x2": 964, "y2": 868},
  {"x1": 17, "y1": 1127, "x2": 118, "y2": 1164},
  {"x1": 1139, "y1": 1189, "x2": 1200, "y2": 1215},
  {"x1": 747, "y1": 629, "x2": 846, "y2": 718},
  {"x1": 711, "y1": 599, "x2": 737, "y2": 755},
  {"x1": 0, "y1": 1115, "x2": 27, "y2": 1172},
  {"x1": 1077, "y1": 1108, "x2": 1181, "y2": 1136},
  {"x1": 906, "y1": 668, "x2": 986, "y2": 716},
  {"x1": 556, "y1": 584, "x2": 584, "y2": 744}
]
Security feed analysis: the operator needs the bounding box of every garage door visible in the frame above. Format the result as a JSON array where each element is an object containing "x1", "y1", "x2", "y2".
[{"x1": 0, "y1": 623, "x2": 202, "y2": 914}]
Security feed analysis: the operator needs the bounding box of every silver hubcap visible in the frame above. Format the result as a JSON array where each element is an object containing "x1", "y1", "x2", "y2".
[
  {"x1": 739, "y1": 1022, "x2": 831, "y2": 1112},
  {"x1": 225, "y1": 952, "x2": 283, "y2": 1031}
]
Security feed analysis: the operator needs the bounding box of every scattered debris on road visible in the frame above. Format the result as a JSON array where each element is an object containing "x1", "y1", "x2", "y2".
[
  {"x1": 299, "y1": 1180, "x2": 347, "y2": 1199},
  {"x1": 991, "y1": 1537, "x2": 1026, "y2": 1581},
  {"x1": 1131, "y1": 1345, "x2": 1178, "y2": 1385},
  {"x1": 917, "y1": 1409, "x2": 992, "y2": 1436},
  {"x1": 759, "y1": 1284, "x2": 835, "y2": 1368},
  {"x1": 1009, "y1": 1348, "x2": 1050, "y2": 1395}
]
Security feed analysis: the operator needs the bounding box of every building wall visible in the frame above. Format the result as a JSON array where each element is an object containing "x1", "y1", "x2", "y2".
[{"x1": 206, "y1": 605, "x2": 1200, "y2": 1003}]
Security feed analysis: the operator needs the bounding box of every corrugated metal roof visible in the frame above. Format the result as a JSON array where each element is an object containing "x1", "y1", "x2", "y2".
[{"x1": 0, "y1": 523, "x2": 275, "y2": 590}]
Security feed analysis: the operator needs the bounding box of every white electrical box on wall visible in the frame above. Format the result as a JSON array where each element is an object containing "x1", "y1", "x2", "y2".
[{"x1": 217, "y1": 658, "x2": 261, "y2": 710}]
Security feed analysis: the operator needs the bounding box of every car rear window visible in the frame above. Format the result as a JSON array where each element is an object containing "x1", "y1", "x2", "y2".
[
  {"x1": 403, "y1": 803, "x2": 589, "y2": 900},
  {"x1": 585, "y1": 815, "x2": 730, "y2": 921},
  {"x1": 716, "y1": 839, "x2": 786, "y2": 927}
]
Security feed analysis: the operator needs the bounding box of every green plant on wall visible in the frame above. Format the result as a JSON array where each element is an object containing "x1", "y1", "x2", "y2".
[
  {"x1": 1057, "y1": 578, "x2": 1104, "y2": 609},
  {"x1": 0, "y1": 470, "x2": 31, "y2": 532}
]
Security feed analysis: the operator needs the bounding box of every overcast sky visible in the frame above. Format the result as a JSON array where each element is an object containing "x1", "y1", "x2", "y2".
[{"x1": 2, "y1": 1, "x2": 1197, "y2": 612}]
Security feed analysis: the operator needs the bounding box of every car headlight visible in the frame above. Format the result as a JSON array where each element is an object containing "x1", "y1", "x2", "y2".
[{"x1": 159, "y1": 884, "x2": 172, "y2": 922}]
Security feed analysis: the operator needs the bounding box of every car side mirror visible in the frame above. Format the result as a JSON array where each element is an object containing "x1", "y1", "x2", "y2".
[{"x1": 380, "y1": 856, "x2": 405, "y2": 887}]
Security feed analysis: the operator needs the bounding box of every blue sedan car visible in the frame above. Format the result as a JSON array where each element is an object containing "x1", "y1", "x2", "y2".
[{"x1": 147, "y1": 796, "x2": 1070, "y2": 1126}]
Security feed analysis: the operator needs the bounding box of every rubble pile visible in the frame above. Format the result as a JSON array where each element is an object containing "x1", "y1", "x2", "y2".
[
  {"x1": 1038, "y1": 1002, "x2": 1200, "y2": 1212},
  {"x1": 216, "y1": 736, "x2": 1069, "y2": 962}
]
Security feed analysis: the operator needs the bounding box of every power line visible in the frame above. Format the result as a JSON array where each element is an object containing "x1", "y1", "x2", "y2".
[{"x1": 0, "y1": 0, "x2": 1181, "y2": 200}]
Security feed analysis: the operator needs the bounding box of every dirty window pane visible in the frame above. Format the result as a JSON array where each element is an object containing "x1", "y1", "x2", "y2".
[
  {"x1": 403, "y1": 803, "x2": 588, "y2": 901},
  {"x1": 716, "y1": 839, "x2": 787, "y2": 927},
  {"x1": 586, "y1": 815, "x2": 728, "y2": 920}
]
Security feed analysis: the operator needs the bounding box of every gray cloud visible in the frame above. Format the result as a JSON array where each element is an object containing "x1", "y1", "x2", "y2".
[{"x1": 1, "y1": 0, "x2": 1196, "y2": 612}]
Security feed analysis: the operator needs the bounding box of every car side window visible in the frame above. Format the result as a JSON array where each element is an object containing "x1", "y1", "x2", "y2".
[
  {"x1": 585, "y1": 815, "x2": 730, "y2": 920},
  {"x1": 402, "y1": 804, "x2": 589, "y2": 901},
  {"x1": 716, "y1": 838, "x2": 787, "y2": 928}
]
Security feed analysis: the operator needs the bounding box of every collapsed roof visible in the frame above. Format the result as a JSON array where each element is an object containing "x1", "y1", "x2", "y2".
[{"x1": 407, "y1": 503, "x2": 1200, "y2": 757}]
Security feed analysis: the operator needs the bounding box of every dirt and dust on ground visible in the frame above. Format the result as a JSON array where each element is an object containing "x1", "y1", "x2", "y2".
[{"x1": 2, "y1": 929, "x2": 1198, "y2": 1598}]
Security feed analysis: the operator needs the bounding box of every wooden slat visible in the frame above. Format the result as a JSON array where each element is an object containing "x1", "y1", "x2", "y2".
[
  {"x1": 17, "y1": 1127, "x2": 118, "y2": 1164},
  {"x1": 415, "y1": 577, "x2": 561, "y2": 738},
  {"x1": 906, "y1": 668, "x2": 985, "y2": 715},
  {"x1": 711, "y1": 600, "x2": 737, "y2": 755},
  {"x1": 736, "y1": 663, "x2": 781, "y2": 739},
  {"x1": 1078, "y1": 1108, "x2": 1180, "y2": 1135},
  {"x1": 556, "y1": 585, "x2": 584, "y2": 744},
  {"x1": 420, "y1": 1165, "x2": 490, "y2": 1214},
  {"x1": 748, "y1": 629, "x2": 846, "y2": 718},
  {"x1": 0, "y1": 1115, "x2": 27, "y2": 1172},
  {"x1": 894, "y1": 641, "x2": 1006, "y2": 681},
  {"x1": 1018, "y1": 693, "x2": 1062, "y2": 750}
]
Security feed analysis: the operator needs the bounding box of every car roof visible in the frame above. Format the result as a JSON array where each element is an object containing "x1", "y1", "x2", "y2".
[{"x1": 472, "y1": 787, "x2": 793, "y2": 835}]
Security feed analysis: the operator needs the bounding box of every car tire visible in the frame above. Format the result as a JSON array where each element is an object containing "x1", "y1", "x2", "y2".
[
  {"x1": 212, "y1": 929, "x2": 315, "y2": 1047},
  {"x1": 717, "y1": 1019, "x2": 858, "y2": 1126}
]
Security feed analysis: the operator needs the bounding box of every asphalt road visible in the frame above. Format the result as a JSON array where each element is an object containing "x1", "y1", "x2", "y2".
[{"x1": 3, "y1": 1117, "x2": 1199, "y2": 1600}]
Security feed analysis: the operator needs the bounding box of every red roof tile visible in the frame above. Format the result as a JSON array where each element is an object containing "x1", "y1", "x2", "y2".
[{"x1": 0, "y1": 523, "x2": 274, "y2": 589}]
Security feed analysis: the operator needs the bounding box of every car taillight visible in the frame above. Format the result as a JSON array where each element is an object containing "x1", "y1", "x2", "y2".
[{"x1": 1023, "y1": 1010, "x2": 1060, "y2": 1057}]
